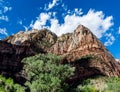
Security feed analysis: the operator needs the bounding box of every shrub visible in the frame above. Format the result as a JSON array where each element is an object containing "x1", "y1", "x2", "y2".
[
  {"x1": 22, "y1": 53, "x2": 75, "y2": 92},
  {"x1": 0, "y1": 75, "x2": 25, "y2": 92},
  {"x1": 75, "y1": 76, "x2": 120, "y2": 92},
  {"x1": 105, "y1": 77, "x2": 120, "y2": 92},
  {"x1": 77, "y1": 85, "x2": 96, "y2": 92}
]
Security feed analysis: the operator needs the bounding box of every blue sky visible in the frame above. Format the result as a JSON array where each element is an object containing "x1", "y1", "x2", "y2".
[{"x1": 0, "y1": 0, "x2": 120, "y2": 59}]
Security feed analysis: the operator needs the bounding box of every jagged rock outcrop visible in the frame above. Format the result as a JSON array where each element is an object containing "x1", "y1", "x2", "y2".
[
  {"x1": 4, "y1": 29, "x2": 57, "y2": 53},
  {"x1": 2, "y1": 25, "x2": 120, "y2": 85}
]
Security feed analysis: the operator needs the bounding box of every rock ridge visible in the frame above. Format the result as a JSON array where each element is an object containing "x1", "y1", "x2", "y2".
[{"x1": 1, "y1": 25, "x2": 120, "y2": 84}]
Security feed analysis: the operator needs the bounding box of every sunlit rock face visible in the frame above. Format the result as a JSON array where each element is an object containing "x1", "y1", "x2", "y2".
[
  {"x1": 2, "y1": 25, "x2": 120, "y2": 85},
  {"x1": 49, "y1": 25, "x2": 120, "y2": 77},
  {"x1": 4, "y1": 29, "x2": 57, "y2": 53}
]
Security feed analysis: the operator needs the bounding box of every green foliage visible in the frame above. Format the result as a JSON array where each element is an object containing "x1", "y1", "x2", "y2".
[
  {"x1": 74, "y1": 76, "x2": 120, "y2": 92},
  {"x1": 75, "y1": 78, "x2": 97, "y2": 92},
  {"x1": 105, "y1": 77, "x2": 120, "y2": 92},
  {"x1": 77, "y1": 85, "x2": 96, "y2": 92},
  {"x1": 0, "y1": 75, "x2": 25, "y2": 92},
  {"x1": 22, "y1": 53, "x2": 75, "y2": 92}
]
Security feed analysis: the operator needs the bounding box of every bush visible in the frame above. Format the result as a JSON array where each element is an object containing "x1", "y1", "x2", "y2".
[
  {"x1": 0, "y1": 75, "x2": 25, "y2": 92},
  {"x1": 76, "y1": 78, "x2": 97, "y2": 92},
  {"x1": 22, "y1": 53, "x2": 75, "y2": 92},
  {"x1": 78, "y1": 85, "x2": 96, "y2": 92},
  {"x1": 105, "y1": 77, "x2": 120, "y2": 92},
  {"x1": 75, "y1": 76, "x2": 120, "y2": 92}
]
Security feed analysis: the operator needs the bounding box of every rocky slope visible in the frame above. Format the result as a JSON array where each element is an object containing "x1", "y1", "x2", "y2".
[{"x1": 2, "y1": 25, "x2": 120, "y2": 84}]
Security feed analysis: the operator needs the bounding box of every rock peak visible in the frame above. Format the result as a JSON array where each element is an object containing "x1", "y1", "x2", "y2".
[
  {"x1": 1, "y1": 25, "x2": 120, "y2": 84},
  {"x1": 49, "y1": 25, "x2": 120, "y2": 77}
]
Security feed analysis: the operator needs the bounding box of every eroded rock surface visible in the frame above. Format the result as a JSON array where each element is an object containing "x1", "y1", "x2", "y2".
[
  {"x1": 2, "y1": 25, "x2": 120, "y2": 85},
  {"x1": 49, "y1": 25, "x2": 120, "y2": 77},
  {"x1": 4, "y1": 29, "x2": 57, "y2": 53}
]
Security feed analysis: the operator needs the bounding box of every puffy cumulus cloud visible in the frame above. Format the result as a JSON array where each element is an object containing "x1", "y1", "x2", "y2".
[
  {"x1": 0, "y1": 28, "x2": 8, "y2": 36},
  {"x1": 104, "y1": 33, "x2": 115, "y2": 46},
  {"x1": 31, "y1": 0, "x2": 114, "y2": 46},
  {"x1": 32, "y1": 9, "x2": 114, "y2": 39},
  {"x1": 33, "y1": 13, "x2": 51, "y2": 29}
]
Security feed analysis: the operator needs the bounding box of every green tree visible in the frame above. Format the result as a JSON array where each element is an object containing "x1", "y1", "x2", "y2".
[{"x1": 22, "y1": 53, "x2": 75, "y2": 92}]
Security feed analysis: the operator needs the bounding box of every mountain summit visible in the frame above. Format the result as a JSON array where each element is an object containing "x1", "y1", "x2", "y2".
[
  {"x1": 50, "y1": 25, "x2": 120, "y2": 76},
  {"x1": 1, "y1": 25, "x2": 120, "y2": 84}
]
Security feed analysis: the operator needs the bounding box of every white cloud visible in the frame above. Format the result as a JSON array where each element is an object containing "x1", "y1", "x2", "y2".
[
  {"x1": 23, "y1": 21, "x2": 34, "y2": 31},
  {"x1": 4, "y1": 6, "x2": 12, "y2": 13},
  {"x1": 104, "y1": 33, "x2": 115, "y2": 46},
  {"x1": 48, "y1": 0, "x2": 58, "y2": 10},
  {"x1": 0, "y1": 28, "x2": 8, "y2": 36},
  {"x1": 0, "y1": 1, "x2": 12, "y2": 22},
  {"x1": 116, "y1": 59, "x2": 120, "y2": 62},
  {"x1": 23, "y1": 26, "x2": 29, "y2": 31},
  {"x1": 0, "y1": 15, "x2": 8, "y2": 21},
  {"x1": 32, "y1": 9, "x2": 113, "y2": 39},
  {"x1": 45, "y1": 0, "x2": 60, "y2": 10},
  {"x1": 33, "y1": 13, "x2": 51, "y2": 29},
  {"x1": 74, "y1": 8, "x2": 83, "y2": 15},
  {"x1": 61, "y1": 4, "x2": 68, "y2": 11},
  {"x1": 29, "y1": 20, "x2": 34, "y2": 28},
  {"x1": 17, "y1": 19, "x2": 23, "y2": 25}
]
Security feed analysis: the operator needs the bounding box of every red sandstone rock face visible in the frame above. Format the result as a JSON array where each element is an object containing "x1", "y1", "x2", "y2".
[
  {"x1": 2, "y1": 25, "x2": 120, "y2": 84},
  {"x1": 49, "y1": 25, "x2": 120, "y2": 77}
]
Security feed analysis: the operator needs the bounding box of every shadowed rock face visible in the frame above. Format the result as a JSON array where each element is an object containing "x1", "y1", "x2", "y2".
[
  {"x1": 2, "y1": 25, "x2": 120, "y2": 85},
  {"x1": 0, "y1": 41, "x2": 35, "y2": 84}
]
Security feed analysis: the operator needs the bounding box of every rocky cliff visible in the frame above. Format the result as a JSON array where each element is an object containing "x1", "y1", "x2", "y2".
[
  {"x1": 49, "y1": 25, "x2": 120, "y2": 77},
  {"x1": 2, "y1": 25, "x2": 120, "y2": 85},
  {"x1": 0, "y1": 40, "x2": 35, "y2": 84}
]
